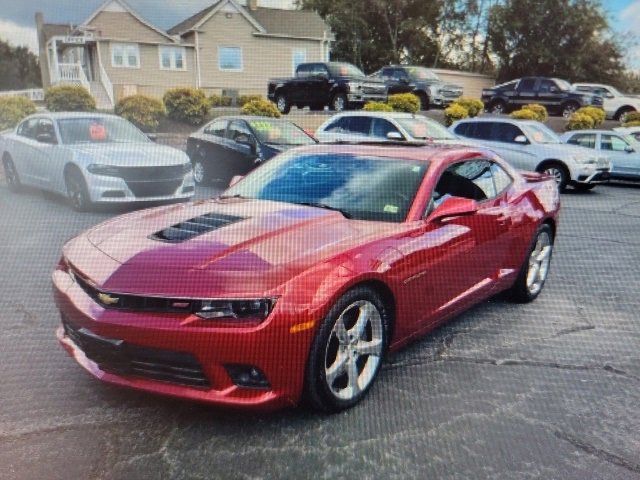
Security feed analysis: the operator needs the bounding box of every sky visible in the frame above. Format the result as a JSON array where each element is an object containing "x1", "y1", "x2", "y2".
[{"x1": 1, "y1": 0, "x2": 639, "y2": 69}]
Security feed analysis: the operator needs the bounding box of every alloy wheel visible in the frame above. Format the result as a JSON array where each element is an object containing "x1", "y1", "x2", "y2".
[
  {"x1": 333, "y1": 95, "x2": 346, "y2": 112},
  {"x1": 562, "y1": 105, "x2": 577, "y2": 118},
  {"x1": 544, "y1": 167, "x2": 565, "y2": 188},
  {"x1": 193, "y1": 160, "x2": 205, "y2": 184},
  {"x1": 526, "y1": 231, "x2": 553, "y2": 296},
  {"x1": 3, "y1": 160, "x2": 19, "y2": 188},
  {"x1": 324, "y1": 300, "x2": 384, "y2": 401},
  {"x1": 66, "y1": 174, "x2": 87, "y2": 210},
  {"x1": 491, "y1": 102, "x2": 505, "y2": 114},
  {"x1": 277, "y1": 96, "x2": 287, "y2": 113}
]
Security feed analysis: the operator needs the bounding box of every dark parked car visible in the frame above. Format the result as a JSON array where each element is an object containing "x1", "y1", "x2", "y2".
[
  {"x1": 481, "y1": 77, "x2": 603, "y2": 118},
  {"x1": 369, "y1": 65, "x2": 463, "y2": 110},
  {"x1": 267, "y1": 62, "x2": 387, "y2": 114},
  {"x1": 186, "y1": 116, "x2": 317, "y2": 184}
]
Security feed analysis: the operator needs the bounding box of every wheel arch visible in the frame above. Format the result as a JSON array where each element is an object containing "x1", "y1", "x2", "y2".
[
  {"x1": 614, "y1": 105, "x2": 636, "y2": 121},
  {"x1": 537, "y1": 159, "x2": 569, "y2": 175}
]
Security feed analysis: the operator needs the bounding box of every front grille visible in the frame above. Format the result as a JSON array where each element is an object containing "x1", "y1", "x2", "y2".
[
  {"x1": 62, "y1": 318, "x2": 210, "y2": 388},
  {"x1": 125, "y1": 179, "x2": 182, "y2": 198},
  {"x1": 119, "y1": 165, "x2": 187, "y2": 181},
  {"x1": 442, "y1": 89, "x2": 462, "y2": 98},
  {"x1": 362, "y1": 83, "x2": 386, "y2": 95},
  {"x1": 149, "y1": 212, "x2": 244, "y2": 243}
]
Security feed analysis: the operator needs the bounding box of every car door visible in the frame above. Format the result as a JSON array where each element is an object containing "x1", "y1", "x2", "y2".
[
  {"x1": 307, "y1": 64, "x2": 331, "y2": 105},
  {"x1": 486, "y1": 122, "x2": 538, "y2": 171},
  {"x1": 9, "y1": 118, "x2": 43, "y2": 186},
  {"x1": 601, "y1": 133, "x2": 640, "y2": 178},
  {"x1": 514, "y1": 78, "x2": 538, "y2": 108},
  {"x1": 31, "y1": 118, "x2": 63, "y2": 189},
  {"x1": 226, "y1": 120, "x2": 259, "y2": 176},
  {"x1": 291, "y1": 64, "x2": 312, "y2": 105},
  {"x1": 384, "y1": 68, "x2": 411, "y2": 95},
  {"x1": 537, "y1": 79, "x2": 564, "y2": 112}
]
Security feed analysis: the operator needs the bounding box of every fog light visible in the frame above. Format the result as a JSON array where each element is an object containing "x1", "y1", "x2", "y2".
[{"x1": 225, "y1": 364, "x2": 270, "y2": 389}]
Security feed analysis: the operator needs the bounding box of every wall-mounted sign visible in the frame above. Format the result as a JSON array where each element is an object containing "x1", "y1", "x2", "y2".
[{"x1": 64, "y1": 36, "x2": 86, "y2": 45}]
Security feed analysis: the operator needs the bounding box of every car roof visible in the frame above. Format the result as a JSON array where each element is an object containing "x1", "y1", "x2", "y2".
[
  {"x1": 35, "y1": 112, "x2": 120, "y2": 120},
  {"x1": 561, "y1": 130, "x2": 618, "y2": 135},
  {"x1": 326, "y1": 111, "x2": 424, "y2": 120},
  {"x1": 210, "y1": 116, "x2": 298, "y2": 123},
  {"x1": 455, "y1": 117, "x2": 540, "y2": 126}
]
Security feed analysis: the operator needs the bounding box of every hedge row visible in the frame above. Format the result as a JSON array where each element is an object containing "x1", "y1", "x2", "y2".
[{"x1": 0, "y1": 96, "x2": 37, "y2": 130}]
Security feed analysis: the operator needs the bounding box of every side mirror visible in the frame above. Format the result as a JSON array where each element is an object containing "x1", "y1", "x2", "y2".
[
  {"x1": 427, "y1": 196, "x2": 479, "y2": 223},
  {"x1": 386, "y1": 131, "x2": 405, "y2": 141},
  {"x1": 549, "y1": 86, "x2": 558, "y2": 93},
  {"x1": 229, "y1": 175, "x2": 244, "y2": 187},
  {"x1": 625, "y1": 145, "x2": 635, "y2": 153},
  {"x1": 605, "y1": 92, "x2": 615, "y2": 99},
  {"x1": 36, "y1": 132, "x2": 56, "y2": 144},
  {"x1": 514, "y1": 135, "x2": 528, "y2": 144}
]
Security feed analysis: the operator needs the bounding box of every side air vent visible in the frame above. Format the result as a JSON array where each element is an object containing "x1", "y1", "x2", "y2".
[{"x1": 149, "y1": 213, "x2": 244, "y2": 243}]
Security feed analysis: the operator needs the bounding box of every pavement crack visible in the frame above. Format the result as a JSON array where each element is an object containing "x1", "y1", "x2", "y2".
[
  {"x1": 553, "y1": 324, "x2": 595, "y2": 337},
  {"x1": 553, "y1": 430, "x2": 640, "y2": 474}
]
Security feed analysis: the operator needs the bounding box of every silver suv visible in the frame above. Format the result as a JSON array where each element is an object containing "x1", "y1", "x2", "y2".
[{"x1": 450, "y1": 118, "x2": 610, "y2": 191}]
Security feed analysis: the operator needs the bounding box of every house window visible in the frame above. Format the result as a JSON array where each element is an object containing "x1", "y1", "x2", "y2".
[
  {"x1": 218, "y1": 46, "x2": 242, "y2": 71},
  {"x1": 111, "y1": 43, "x2": 140, "y2": 68},
  {"x1": 292, "y1": 48, "x2": 307, "y2": 74},
  {"x1": 159, "y1": 46, "x2": 186, "y2": 70}
]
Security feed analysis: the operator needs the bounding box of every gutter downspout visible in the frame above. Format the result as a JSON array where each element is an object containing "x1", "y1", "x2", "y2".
[{"x1": 195, "y1": 30, "x2": 202, "y2": 89}]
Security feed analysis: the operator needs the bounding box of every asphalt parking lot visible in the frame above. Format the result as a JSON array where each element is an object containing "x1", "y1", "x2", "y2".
[{"x1": 1, "y1": 180, "x2": 639, "y2": 480}]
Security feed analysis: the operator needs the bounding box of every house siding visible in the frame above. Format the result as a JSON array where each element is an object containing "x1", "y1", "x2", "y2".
[
  {"x1": 88, "y1": 11, "x2": 170, "y2": 45},
  {"x1": 196, "y1": 11, "x2": 324, "y2": 95}
]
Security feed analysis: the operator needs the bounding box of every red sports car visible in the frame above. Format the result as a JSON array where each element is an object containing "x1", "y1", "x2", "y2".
[{"x1": 54, "y1": 144, "x2": 560, "y2": 412}]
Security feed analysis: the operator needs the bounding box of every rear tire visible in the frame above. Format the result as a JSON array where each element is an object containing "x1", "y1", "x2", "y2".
[
  {"x1": 304, "y1": 286, "x2": 389, "y2": 412},
  {"x1": 2, "y1": 155, "x2": 22, "y2": 192},
  {"x1": 65, "y1": 168, "x2": 92, "y2": 212},
  {"x1": 508, "y1": 224, "x2": 554, "y2": 303},
  {"x1": 275, "y1": 93, "x2": 291, "y2": 114},
  {"x1": 489, "y1": 100, "x2": 506, "y2": 115}
]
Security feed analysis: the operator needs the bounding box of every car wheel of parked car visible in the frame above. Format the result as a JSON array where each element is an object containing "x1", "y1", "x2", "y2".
[
  {"x1": 305, "y1": 286, "x2": 389, "y2": 412},
  {"x1": 489, "y1": 100, "x2": 506, "y2": 115},
  {"x1": 192, "y1": 158, "x2": 210, "y2": 186},
  {"x1": 538, "y1": 162, "x2": 569, "y2": 192},
  {"x1": 275, "y1": 94, "x2": 291, "y2": 114},
  {"x1": 331, "y1": 93, "x2": 348, "y2": 112},
  {"x1": 614, "y1": 107, "x2": 636, "y2": 122},
  {"x1": 2, "y1": 155, "x2": 22, "y2": 192},
  {"x1": 509, "y1": 224, "x2": 554, "y2": 303},
  {"x1": 561, "y1": 102, "x2": 579, "y2": 118},
  {"x1": 65, "y1": 169, "x2": 92, "y2": 212}
]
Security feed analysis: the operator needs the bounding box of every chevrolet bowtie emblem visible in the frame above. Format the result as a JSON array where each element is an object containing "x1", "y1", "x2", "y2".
[{"x1": 98, "y1": 293, "x2": 120, "y2": 306}]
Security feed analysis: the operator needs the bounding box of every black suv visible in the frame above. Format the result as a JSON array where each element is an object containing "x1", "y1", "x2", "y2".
[
  {"x1": 481, "y1": 77, "x2": 603, "y2": 118},
  {"x1": 370, "y1": 65, "x2": 463, "y2": 110},
  {"x1": 267, "y1": 62, "x2": 387, "y2": 114}
]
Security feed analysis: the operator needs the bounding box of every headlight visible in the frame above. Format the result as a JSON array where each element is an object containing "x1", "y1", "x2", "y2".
[
  {"x1": 347, "y1": 82, "x2": 362, "y2": 92},
  {"x1": 87, "y1": 164, "x2": 121, "y2": 177},
  {"x1": 195, "y1": 298, "x2": 277, "y2": 321}
]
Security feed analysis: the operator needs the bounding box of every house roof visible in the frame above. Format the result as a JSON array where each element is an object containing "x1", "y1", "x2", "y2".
[
  {"x1": 41, "y1": 23, "x2": 72, "y2": 42},
  {"x1": 167, "y1": 1, "x2": 331, "y2": 40}
]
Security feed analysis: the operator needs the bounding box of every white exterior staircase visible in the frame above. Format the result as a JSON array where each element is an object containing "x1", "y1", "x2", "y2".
[{"x1": 90, "y1": 81, "x2": 113, "y2": 110}]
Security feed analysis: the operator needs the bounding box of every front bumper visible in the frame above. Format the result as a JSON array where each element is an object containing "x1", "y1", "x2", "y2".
[
  {"x1": 86, "y1": 172, "x2": 195, "y2": 203},
  {"x1": 575, "y1": 168, "x2": 610, "y2": 184},
  {"x1": 53, "y1": 268, "x2": 316, "y2": 410}
]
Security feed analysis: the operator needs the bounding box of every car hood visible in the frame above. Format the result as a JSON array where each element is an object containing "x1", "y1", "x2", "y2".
[
  {"x1": 528, "y1": 142, "x2": 596, "y2": 158},
  {"x1": 66, "y1": 198, "x2": 402, "y2": 297},
  {"x1": 70, "y1": 143, "x2": 189, "y2": 167}
]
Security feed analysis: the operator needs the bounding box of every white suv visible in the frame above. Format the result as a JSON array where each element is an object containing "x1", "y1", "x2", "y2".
[
  {"x1": 450, "y1": 118, "x2": 610, "y2": 191},
  {"x1": 573, "y1": 83, "x2": 640, "y2": 121}
]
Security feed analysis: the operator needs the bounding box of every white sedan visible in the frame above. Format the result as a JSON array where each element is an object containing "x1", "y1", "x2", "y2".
[{"x1": 1, "y1": 112, "x2": 194, "y2": 210}]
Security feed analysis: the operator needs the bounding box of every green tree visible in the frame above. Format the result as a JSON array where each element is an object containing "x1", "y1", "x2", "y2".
[
  {"x1": 0, "y1": 39, "x2": 41, "y2": 91},
  {"x1": 488, "y1": 0, "x2": 624, "y2": 82}
]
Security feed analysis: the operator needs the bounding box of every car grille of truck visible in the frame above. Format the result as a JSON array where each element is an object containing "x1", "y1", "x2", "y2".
[
  {"x1": 149, "y1": 212, "x2": 245, "y2": 243},
  {"x1": 62, "y1": 317, "x2": 210, "y2": 388},
  {"x1": 442, "y1": 89, "x2": 463, "y2": 98}
]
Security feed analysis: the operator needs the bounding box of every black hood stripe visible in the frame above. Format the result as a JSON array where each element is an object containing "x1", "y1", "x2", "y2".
[{"x1": 149, "y1": 213, "x2": 245, "y2": 243}]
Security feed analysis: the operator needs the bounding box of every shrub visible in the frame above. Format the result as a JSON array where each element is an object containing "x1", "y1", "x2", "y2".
[
  {"x1": 510, "y1": 108, "x2": 539, "y2": 120},
  {"x1": 115, "y1": 95, "x2": 165, "y2": 132},
  {"x1": 523, "y1": 103, "x2": 548, "y2": 122},
  {"x1": 444, "y1": 103, "x2": 469, "y2": 126},
  {"x1": 238, "y1": 95, "x2": 262, "y2": 107},
  {"x1": 209, "y1": 94, "x2": 233, "y2": 108},
  {"x1": 576, "y1": 106, "x2": 605, "y2": 127},
  {"x1": 363, "y1": 101, "x2": 394, "y2": 112},
  {"x1": 566, "y1": 112, "x2": 595, "y2": 131},
  {"x1": 622, "y1": 111, "x2": 640, "y2": 124},
  {"x1": 0, "y1": 96, "x2": 37, "y2": 130},
  {"x1": 45, "y1": 85, "x2": 96, "y2": 112},
  {"x1": 163, "y1": 88, "x2": 209, "y2": 125},
  {"x1": 240, "y1": 98, "x2": 281, "y2": 118},
  {"x1": 623, "y1": 120, "x2": 640, "y2": 128},
  {"x1": 453, "y1": 98, "x2": 484, "y2": 117},
  {"x1": 388, "y1": 93, "x2": 420, "y2": 113}
]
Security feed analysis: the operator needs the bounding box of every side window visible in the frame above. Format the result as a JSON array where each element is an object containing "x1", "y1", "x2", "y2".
[
  {"x1": 492, "y1": 123, "x2": 525, "y2": 143},
  {"x1": 566, "y1": 133, "x2": 596, "y2": 149},
  {"x1": 346, "y1": 117, "x2": 372, "y2": 136},
  {"x1": 296, "y1": 64, "x2": 312, "y2": 78},
  {"x1": 492, "y1": 163, "x2": 513, "y2": 194},
  {"x1": 539, "y1": 80, "x2": 556, "y2": 93},
  {"x1": 391, "y1": 69, "x2": 408, "y2": 80},
  {"x1": 324, "y1": 117, "x2": 350, "y2": 133},
  {"x1": 472, "y1": 122, "x2": 494, "y2": 140},
  {"x1": 453, "y1": 123, "x2": 469, "y2": 137},
  {"x1": 601, "y1": 135, "x2": 630, "y2": 152},
  {"x1": 204, "y1": 120, "x2": 228, "y2": 137},
  {"x1": 371, "y1": 118, "x2": 400, "y2": 138},
  {"x1": 37, "y1": 119, "x2": 57, "y2": 143},
  {"x1": 432, "y1": 160, "x2": 496, "y2": 206},
  {"x1": 517, "y1": 78, "x2": 537, "y2": 91},
  {"x1": 311, "y1": 64, "x2": 329, "y2": 78},
  {"x1": 227, "y1": 120, "x2": 254, "y2": 144},
  {"x1": 381, "y1": 68, "x2": 393, "y2": 80},
  {"x1": 18, "y1": 119, "x2": 39, "y2": 139}
]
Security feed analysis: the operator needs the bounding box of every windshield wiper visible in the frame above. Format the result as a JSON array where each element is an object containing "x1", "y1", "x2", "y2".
[{"x1": 295, "y1": 202, "x2": 352, "y2": 218}]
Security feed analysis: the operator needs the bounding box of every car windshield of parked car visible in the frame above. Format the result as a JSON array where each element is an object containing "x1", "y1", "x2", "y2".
[
  {"x1": 224, "y1": 152, "x2": 428, "y2": 222},
  {"x1": 397, "y1": 117, "x2": 456, "y2": 140},
  {"x1": 522, "y1": 123, "x2": 561, "y2": 144},
  {"x1": 57, "y1": 117, "x2": 150, "y2": 145},
  {"x1": 405, "y1": 67, "x2": 439, "y2": 81},
  {"x1": 328, "y1": 63, "x2": 365, "y2": 78},
  {"x1": 248, "y1": 120, "x2": 316, "y2": 146}
]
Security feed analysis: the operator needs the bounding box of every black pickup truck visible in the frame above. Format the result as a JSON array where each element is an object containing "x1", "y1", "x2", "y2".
[
  {"x1": 482, "y1": 77, "x2": 604, "y2": 118},
  {"x1": 268, "y1": 62, "x2": 387, "y2": 114}
]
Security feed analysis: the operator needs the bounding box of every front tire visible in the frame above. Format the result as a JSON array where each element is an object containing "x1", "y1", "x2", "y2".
[
  {"x1": 275, "y1": 93, "x2": 291, "y2": 114},
  {"x1": 561, "y1": 102, "x2": 579, "y2": 118},
  {"x1": 304, "y1": 286, "x2": 389, "y2": 412},
  {"x1": 65, "y1": 169, "x2": 92, "y2": 212},
  {"x1": 330, "y1": 93, "x2": 348, "y2": 112},
  {"x1": 192, "y1": 157, "x2": 210, "y2": 186},
  {"x1": 509, "y1": 224, "x2": 554, "y2": 303},
  {"x1": 2, "y1": 155, "x2": 22, "y2": 192},
  {"x1": 489, "y1": 100, "x2": 506, "y2": 115},
  {"x1": 538, "y1": 162, "x2": 569, "y2": 192}
]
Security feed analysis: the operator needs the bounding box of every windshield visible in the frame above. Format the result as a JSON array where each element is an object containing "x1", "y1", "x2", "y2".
[
  {"x1": 397, "y1": 117, "x2": 456, "y2": 140},
  {"x1": 248, "y1": 119, "x2": 316, "y2": 146},
  {"x1": 405, "y1": 67, "x2": 439, "y2": 81},
  {"x1": 328, "y1": 63, "x2": 366, "y2": 78},
  {"x1": 224, "y1": 152, "x2": 428, "y2": 222},
  {"x1": 522, "y1": 123, "x2": 562, "y2": 144},
  {"x1": 57, "y1": 117, "x2": 149, "y2": 145}
]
